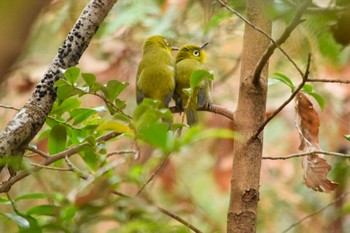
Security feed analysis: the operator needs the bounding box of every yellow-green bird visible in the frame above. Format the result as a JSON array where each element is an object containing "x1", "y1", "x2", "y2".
[
  {"x1": 136, "y1": 35, "x2": 178, "y2": 108},
  {"x1": 174, "y1": 42, "x2": 212, "y2": 125}
]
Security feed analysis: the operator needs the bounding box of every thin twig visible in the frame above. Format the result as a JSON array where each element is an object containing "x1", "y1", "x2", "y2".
[
  {"x1": 0, "y1": 131, "x2": 119, "y2": 193},
  {"x1": 111, "y1": 191, "x2": 203, "y2": 233},
  {"x1": 136, "y1": 153, "x2": 171, "y2": 196},
  {"x1": 216, "y1": 0, "x2": 305, "y2": 78},
  {"x1": 157, "y1": 206, "x2": 203, "y2": 233},
  {"x1": 252, "y1": 0, "x2": 311, "y2": 84},
  {"x1": 262, "y1": 150, "x2": 350, "y2": 160},
  {"x1": 0, "y1": 104, "x2": 19, "y2": 111},
  {"x1": 106, "y1": 150, "x2": 137, "y2": 158},
  {"x1": 307, "y1": 79, "x2": 350, "y2": 84},
  {"x1": 26, "y1": 147, "x2": 50, "y2": 158},
  {"x1": 93, "y1": 92, "x2": 132, "y2": 119},
  {"x1": 65, "y1": 156, "x2": 89, "y2": 180},
  {"x1": 30, "y1": 163, "x2": 72, "y2": 171},
  {"x1": 252, "y1": 54, "x2": 311, "y2": 139},
  {"x1": 281, "y1": 192, "x2": 349, "y2": 233}
]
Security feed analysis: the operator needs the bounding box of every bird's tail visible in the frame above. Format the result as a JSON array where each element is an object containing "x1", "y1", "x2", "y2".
[{"x1": 186, "y1": 108, "x2": 198, "y2": 126}]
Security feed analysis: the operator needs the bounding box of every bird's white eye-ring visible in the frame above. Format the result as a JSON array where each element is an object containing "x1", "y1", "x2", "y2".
[
  {"x1": 193, "y1": 50, "x2": 200, "y2": 56},
  {"x1": 163, "y1": 39, "x2": 170, "y2": 46}
]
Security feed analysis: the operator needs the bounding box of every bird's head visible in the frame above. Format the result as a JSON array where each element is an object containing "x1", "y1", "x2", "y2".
[
  {"x1": 176, "y1": 42, "x2": 209, "y2": 63},
  {"x1": 142, "y1": 35, "x2": 178, "y2": 53}
]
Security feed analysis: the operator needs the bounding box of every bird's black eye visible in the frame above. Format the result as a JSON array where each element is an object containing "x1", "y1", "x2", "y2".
[
  {"x1": 193, "y1": 50, "x2": 200, "y2": 56},
  {"x1": 163, "y1": 39, "x2": 170, "y2": 46}
]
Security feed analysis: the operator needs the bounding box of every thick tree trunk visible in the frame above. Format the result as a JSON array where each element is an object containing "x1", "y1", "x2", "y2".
[{"x1": 227, "y1": 0, "x2": 271, "y2": 232}]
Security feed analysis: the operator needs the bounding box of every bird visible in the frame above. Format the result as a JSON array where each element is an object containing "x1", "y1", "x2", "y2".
[
  {"x1": 174, "y1": 42, "x2": 212, "y2": 125},
  {"x1": 136, "y1": 35, "x2": 178, "y2": 109}
]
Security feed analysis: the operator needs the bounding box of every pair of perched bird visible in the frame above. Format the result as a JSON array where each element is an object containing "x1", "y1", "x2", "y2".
[{"x1": 136, "y1": 35, "x2": 212, "y2": 125}]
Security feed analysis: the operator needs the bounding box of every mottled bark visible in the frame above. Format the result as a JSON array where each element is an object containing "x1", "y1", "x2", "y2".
[
  {"x1": 0, "y1": 0, "x2": 118, "y2": 177},
  {"x1": 227, "y1": 0, "x2": 271, "y2": 232}
]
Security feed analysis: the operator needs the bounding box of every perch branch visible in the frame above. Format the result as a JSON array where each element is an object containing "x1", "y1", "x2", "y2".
[
  {"x1": 170, "y1": 104, "x2": 234, "y2": 121},
  {"x1": 252, "y1": 54, "x2": 311, "y2": 139}
]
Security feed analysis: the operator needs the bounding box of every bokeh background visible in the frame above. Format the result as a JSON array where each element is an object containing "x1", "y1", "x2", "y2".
[{"x1": 1, "y1": 0, "x2": 350, "y2": 232}]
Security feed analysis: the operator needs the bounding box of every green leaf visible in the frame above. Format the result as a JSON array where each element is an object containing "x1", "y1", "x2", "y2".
[
  {"x1": 97, "y1": 121, "x2": 131, "y2": 134},
  {"x1": 69, "y1": 108, "x2": 98, "y2": 125},
  {"x1": 301, "y1": 84, "x2": 325, "y2": 111},
  {"x1": 48, "y1": 124, "x2": 67, "y2": 154},
  {"x1": 114, "y1": 98, "x2": 127, "y2": 110},
  {"x1": 15, "y1": 193, "x2": 51, "y2": 202},
  {"x1": 51, "y1": 98, "x2": 81, "y2": 117},
  {"x1": 64, "y1": 67, "x2": 80, "y2": 85},
  {"x1": 178, "y1": 126, "x2": 238, "y2": 148},
  {"x1": 54, "y1": 79, "x2": 68, "y2": 88},
  {"x1": 271, "y1": 72, "x2": 295, "y2": 92},
  {"x1": 182, "y1": 88, "x2": 192, "y2": 97},
  {"x1": 80, "y1": 150, "x2": 99, "y2": 170},
  {"x1": 302, "y1": 84, "x2": 313, "y2": 92},
  {"x1": 139, "y1": 122, "x2": 173, "y2": 151},
  {"x1": 1, "y1": 213, "x2": 29, "y2": 228},
  {"x1": 26, "y1": 205, "x2": 59, "y2": 216},
  {"x1": 344, "y1": 135, "x2": 350, "y2": 141},
  {"x1": 0, "y1": 197, "x2": 10, "y2": 205},
  {"x1": 81, "y1": 73, "x2": 96, "y2": 88},
  {"x1": 57, "y1": 84, "x2": 85, "y2": 101},
  {"x1": 190, "y1": 70, "x2": 211, "y2": 88},
  {"x1": 102, "y1": 80, "x2": 128, "y2": 101}
]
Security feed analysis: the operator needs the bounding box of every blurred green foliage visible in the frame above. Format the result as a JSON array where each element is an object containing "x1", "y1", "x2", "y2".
[{"x1": 1, "y1": 0, "x2": 350, "y2": 233}]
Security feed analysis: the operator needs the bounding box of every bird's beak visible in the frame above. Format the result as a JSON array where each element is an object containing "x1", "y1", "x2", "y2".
[
  {"x1": 200, "y1": 42, "x2": 209, "y2": 50},
  {"x1": 171, "y1": 46, "x2": 179, "y2": 51}
]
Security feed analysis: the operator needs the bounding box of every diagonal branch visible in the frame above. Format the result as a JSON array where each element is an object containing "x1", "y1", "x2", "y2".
[
  {"x1": 252, "y1": 0, "x2": 311, "y2": 85},
  {"x1": 252, "y1": 54, "x2": 311, "y2": 139},
  {"x1": 0, "y1": 132, "x2": 119, "y2": 193},
  {"x1": 216, "y1": 0, "x2": 305, "y2": 78},
  {"x1": 0, "y1": 0, "x2": 118, "y2": 170},
  {"x1": 112, "y1": 191, "x2": 203, "y2": 233},
  {"x1": 281, "y1": 192, "x2": 349, "y2": 233}
]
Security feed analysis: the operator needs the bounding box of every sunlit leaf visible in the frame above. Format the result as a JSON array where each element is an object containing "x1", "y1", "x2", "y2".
[
  {"x1": 69, "y1": 108, "x2": 98, "y2": 125},
  {"x1": 190, "y1": 70, "x2": 211, "y2": 88},
  {"x1": 81, "y1": 72, "x2": 96, "y2": 88},
  {"x1": 57, "y1": 85, "x2": 84, "y2": 101},
  {"x1": 51, "y1": 98, "x2": 81, "y2": 117},
  {"x1": 97, "y1": 121, "x2": 131, "y2": 134},
  {"x1": 15, "y1": 193, "x2": 51, "y2": 202},
  {"x1": 64, "y1": 67, "x2": 80, "y2": 85},
  {"x1": 26, "y1": 205, "x2": 59, "y2": 216},
  {"x1": 1, "y1": 213, "x2": 29, "y2": 228},
  {"x1": 271, "y1": 72, "x2": 295, "y2": 91}
]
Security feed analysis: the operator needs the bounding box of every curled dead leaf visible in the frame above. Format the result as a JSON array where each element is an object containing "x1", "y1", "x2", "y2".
[
  {"x1": 295, "y1": 93, "x2": 320, "y2": 150},
  {"x1": 303, "y1": 153, "x2": 338, "y2": 192}
]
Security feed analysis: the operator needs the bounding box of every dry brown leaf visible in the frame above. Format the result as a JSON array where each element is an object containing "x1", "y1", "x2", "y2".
[
  {"x1": 295, "y1": 93, "x2": 320, "y2": 150},
  {"x1": 303, "y1": 153, "x2": 338, "y2": 192},
  {"x1": 74, "y1": 179, "x2": 111, "y2": 207}
]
